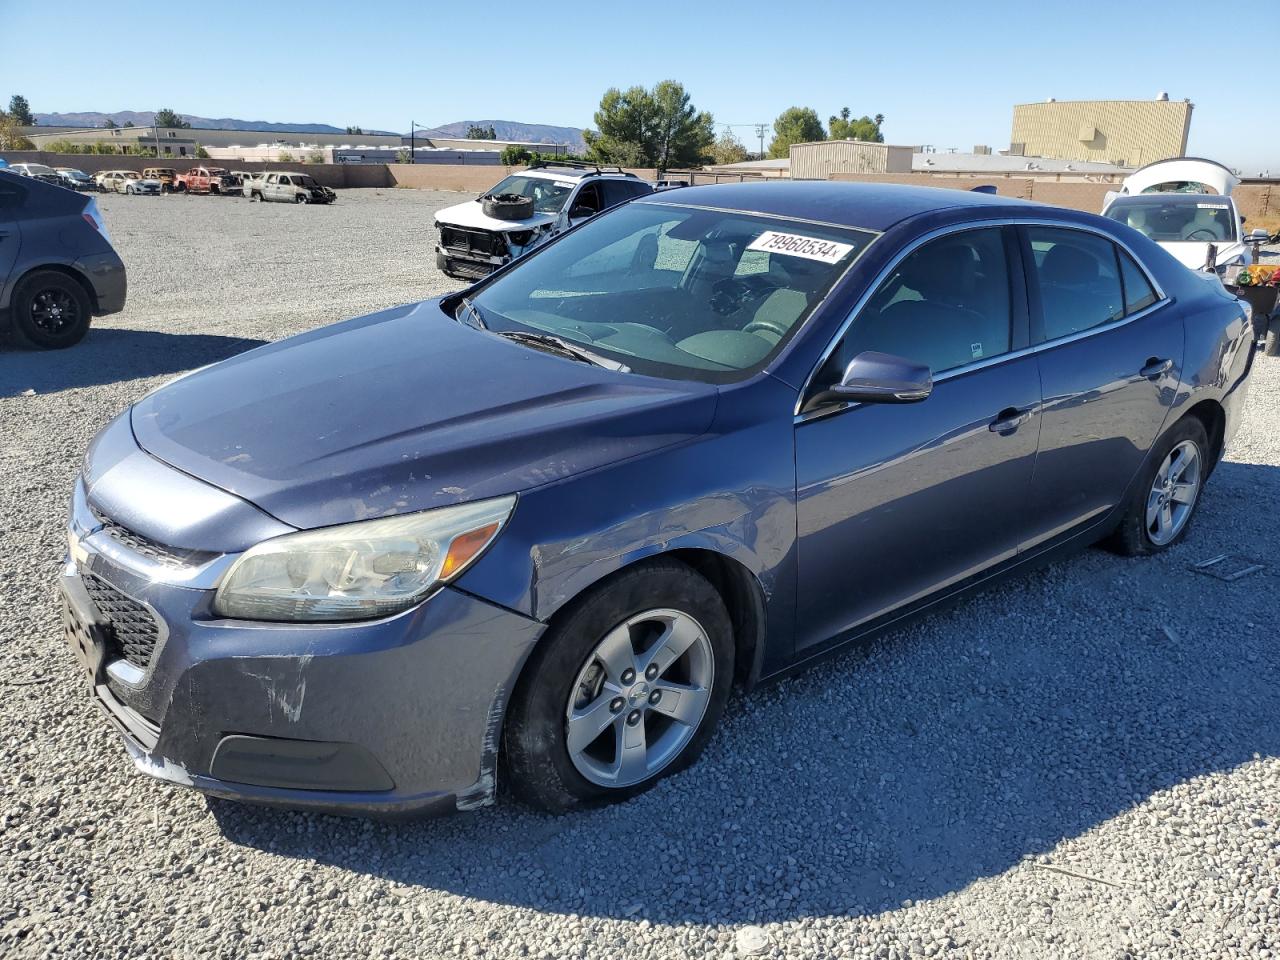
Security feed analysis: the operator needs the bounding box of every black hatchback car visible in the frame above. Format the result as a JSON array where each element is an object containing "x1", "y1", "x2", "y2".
[{"x1": 0, "y1": 169, "x2": 127, "y2": 349}]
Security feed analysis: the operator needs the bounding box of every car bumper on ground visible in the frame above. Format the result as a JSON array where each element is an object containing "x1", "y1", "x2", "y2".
[{"x1": 60, "y1": 485, "x2": 545, "y2": 818}]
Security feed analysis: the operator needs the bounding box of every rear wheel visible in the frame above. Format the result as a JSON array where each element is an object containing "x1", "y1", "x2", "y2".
[
  {"x1": 504, "y1": 559, "x2": 733, "y2": 812},
  {"x1": 1264, "y1": 319, "x2": 1280, "y2": 358},
  {"x1": 11, "y1": 270, "x2": 92, "y2": 349},
  {"x1": 1106, "y1": 416, "x2": 1208, "y2": 556}
]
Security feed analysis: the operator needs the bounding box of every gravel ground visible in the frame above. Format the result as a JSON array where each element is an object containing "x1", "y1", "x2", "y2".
[{"x1": 2, "y1": 190, "x2": 1279, "y2": 960}]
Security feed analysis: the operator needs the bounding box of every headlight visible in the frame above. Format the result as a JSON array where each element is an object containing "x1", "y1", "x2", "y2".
[
  {"x1": 1215, "y1": 254, "x2": 1246, "y2": 277},
  {"x1": 213, "y1": 496, "x2": 515, "y2": 622}
]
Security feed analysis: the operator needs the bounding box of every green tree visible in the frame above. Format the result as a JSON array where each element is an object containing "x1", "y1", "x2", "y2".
[
  {"x1": 0, "y1": 113, "x2": 35, "y2": 149},
  {"x1": 345, "y1": 125, "x2": 364, "y2": 135},
  {"x1": 395, "y1": 147, "x2": 411, "y2": 163},
  {"x1": 154, "y1": 108, "x2": 190, "y2": 129},
  {"x1": 767, "y1": 107, "x2": 825, "y2": 159},
  {"x1": 828, "y1": 107, "x2": 884, "y2": 143},
  {"x1": 710, "y1": 129, "x2": 749, "y2": 166},
  {"x1": 500, "y1": 145, "x2": 532, "y2": 165},
  {"x1": 7, "y1": 95, "x2": 34, "y2": 126},
  {"x1": 123, "y1": 120, "x2": 135, "y2": 128},
  {"x1": 466, "y1": 124, "x2": 497, "y2": 140},
  {"x1": 101, "y1": 118, "x2": 118, "y2": 129},
  {"x1": 584, "y1": 80, "x2": 713, "y2": 169}
]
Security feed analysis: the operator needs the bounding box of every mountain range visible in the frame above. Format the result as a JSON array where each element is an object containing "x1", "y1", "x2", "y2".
[{"x1": 31, "y1": 113, "x2": 587, "y2": 150}]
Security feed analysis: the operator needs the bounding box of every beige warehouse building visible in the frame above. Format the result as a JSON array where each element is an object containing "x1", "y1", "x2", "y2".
[
  {"x1": 790, "y1": 140, "x2": 914, "y2": 179},
  {"x1": 1010, "y1": 97, "x2": 1192, "y2": 168}
]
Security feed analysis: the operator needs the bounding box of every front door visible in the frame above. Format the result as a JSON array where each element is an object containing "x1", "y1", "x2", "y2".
[
  {"x1": 794, "y1": 225, "x2": 1041, "y2": 651},
  {"x1": 0, "y1": 180, "x2": 19, "y2": 293},
  {"x1": 1018, "y1": 225, "x2": 1184, "y2": 550}
]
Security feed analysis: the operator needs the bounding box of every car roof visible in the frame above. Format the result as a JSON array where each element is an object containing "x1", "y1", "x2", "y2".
[
  {"x1": 636, "y1": 180, "x2": 1038, "y2": 232},
  {"x1": 525, "y1": 166, "x2": 635, "y2": 181}
]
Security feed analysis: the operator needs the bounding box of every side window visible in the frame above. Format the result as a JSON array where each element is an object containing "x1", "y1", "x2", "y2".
[
  {"x1": 280, "y1": 176, "x2": 292, "y2": 186},
  {"x1": 599, "y1": 180, "x2": 635, "y2": 209},
  {"x1": 828, "y1": 227, "x2": 1013, "y2": 377},
  {"x1": 1027, "y1": 226, "x2": 1124, "y2": 341},
  {"x1": 571, "y1": 182, "x2": 601, "y2": 217},
  {"x1": 1118, "y1": 249, "x2": 1158, "y2": 314}
]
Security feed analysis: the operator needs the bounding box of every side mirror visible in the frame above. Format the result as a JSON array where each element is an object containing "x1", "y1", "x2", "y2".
[
  {"x1": 569, "y1": 205, "x2": 596, "y2": 220},
  {"x1": 805, "y1": 351, "x2": 933, "y2": 411},
  {"x1": 1248, "y1": 228, "x2": 1270, "y2": 243}
]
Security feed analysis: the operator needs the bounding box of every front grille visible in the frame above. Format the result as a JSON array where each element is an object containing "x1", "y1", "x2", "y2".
[
  {"x1": 440, "y1": 226, "x2": 506, "y2": 257},
  {"x1": 82, "y1": 573, "x2": 161, "y2": 670},
  {"x1": 445, "y1": 258, "x2": 495, "y2": 280},
  {"x1": 91, "y1": 507, "x2": 214, "y2": 568}
]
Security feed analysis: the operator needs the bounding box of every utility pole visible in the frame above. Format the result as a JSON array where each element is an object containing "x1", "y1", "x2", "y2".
[
  {"x1": 409, "y1": 121, "x2": 416, "y2": 164},
  {"x1": 754, "y1": 123, "x2": 768, "y2": 160}
]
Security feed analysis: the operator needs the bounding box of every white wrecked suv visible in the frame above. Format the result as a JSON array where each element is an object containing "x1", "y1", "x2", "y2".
[{"x1": 434, "y1": 161, "x2": 653, "y2": 280}]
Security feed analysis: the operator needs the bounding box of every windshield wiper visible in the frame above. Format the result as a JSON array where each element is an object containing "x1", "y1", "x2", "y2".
[{"x1": 497, "y1": 330, "x2": 630, "y2": 372}]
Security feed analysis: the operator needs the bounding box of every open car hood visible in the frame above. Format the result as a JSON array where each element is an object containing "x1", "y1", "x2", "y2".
[{"x1": 1121, "y1": 158, "x2": 1239, "y2": 198}]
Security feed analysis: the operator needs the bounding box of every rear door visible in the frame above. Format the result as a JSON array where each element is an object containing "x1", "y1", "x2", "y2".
[
  {"x1": 1020, "y1": 224, "x2": 1182, "y2": 550},
  {"x1": 0, "y1": 178, "x2": 23, "y2": 300}
]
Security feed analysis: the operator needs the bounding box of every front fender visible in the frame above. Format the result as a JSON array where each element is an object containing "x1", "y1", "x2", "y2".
[{"x1": 454, "y1": 376, "x2": 800, "y2": 670}]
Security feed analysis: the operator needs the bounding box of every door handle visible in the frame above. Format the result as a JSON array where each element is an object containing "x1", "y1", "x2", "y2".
[
  {"x1": 989, "y1": 406, "x2": 1034, "y2": 433},
  {"x1": 1140, "y1": 357, "x2": 1173, "y2": 379}
]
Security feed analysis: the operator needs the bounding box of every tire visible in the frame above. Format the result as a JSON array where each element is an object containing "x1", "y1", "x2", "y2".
[
  {"x1": 1105, "y1": 416, "x2": 1209, "y2": 556},
  {"x1": 504, "y1": 558, "x2": 734, "y2": 812},
  {"x1": 251, "y1": 191, "x2": 263, "y2": 202},
  {"x1": 295, "y1": 193, "x2": 308, "y2": 204},
  {"x1": 11, "y1": 270, "x2": 93, "y2": 350},
  {"x1": 482, "y1": 193, "x2": 534, "y2": 221}
]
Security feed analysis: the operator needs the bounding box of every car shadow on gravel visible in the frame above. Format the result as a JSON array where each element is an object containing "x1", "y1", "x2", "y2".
[
  {"x1": 207, "y1": 461, "x2": 1280, "y2": 927},
  {"x1": 0, "y1": 329, "x2": 268, "y2": 398}
]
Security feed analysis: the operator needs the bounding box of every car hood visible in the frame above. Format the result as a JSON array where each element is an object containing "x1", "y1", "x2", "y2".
[
  {"x1": 434, "y1": 198, "x2": 559, "y2": 233},
  {"x1": 1156, "y1": 239, "x2": 1246, "y2": 270},
  {"x1": 130, "y1": 300, "x2": 717, "y2": 529}
]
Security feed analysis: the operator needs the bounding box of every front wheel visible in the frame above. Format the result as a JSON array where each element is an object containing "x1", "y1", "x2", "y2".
[
  {"x1": 504, "y1": 559, "x2": 733, "y2": 812},
  {"x1": 295, "y1": 193, "x2": 308, "y2": 204},
  {"x1": 1106, "y1": 416, "x2": 1209, "y2": 555}
]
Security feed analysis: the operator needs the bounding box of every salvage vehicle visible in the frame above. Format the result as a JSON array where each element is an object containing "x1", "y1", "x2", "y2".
[
  {"x1": 95, "y1": 170, "x2": 162, "y2": 195},
  {"x1": 55, "y1": 168, "x2": 99, "y2": 192},
  {"x1": 174, "y1": 166, "x2": 240, "y2": 195},
  {"x1": 433, "y1": 161, "x2": 653, "y2": 280},
  {"x1": 0, "y1": 170, "x2": 126, "y2": 348},
  {"x1": 248, "y1": 172, "x2": 336, "y2": 204},
  {"x1": 142, "y1": 167, "x2": 179, "y2": 192},
  {"x1": 9, "y1": 162, "x2": 63, "y2": 186},
  {"x1": 62, "y1": 182, "x2": 1254, "y2": 817},
  {"x1": 1102, "y1": 157, "x2": 1269, "y2": 281},
  {"x1": 232, "y1": 170, "x2": 263, "y2": 197}
]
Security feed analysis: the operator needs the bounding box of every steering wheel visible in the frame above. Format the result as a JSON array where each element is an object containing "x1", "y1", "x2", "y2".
[
  {"x1": 742, "y1": 317, "x2": 790, "y2": 341},
  {"x1": 1185, "y1": 228, "x2": 1218, "y2": 241},
  {"x1": 711, "y1": 276, "x2": 778, "y2": 317}
]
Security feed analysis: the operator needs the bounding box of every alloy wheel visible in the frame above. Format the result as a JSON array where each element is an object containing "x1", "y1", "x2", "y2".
[
  {"x1": 565, "y1": 608, "x2": 714, "y2": 788},
  {"x1": 30, "y1": 288, "x2": 80, "y2": 336},
  {"x1": 1146, "y1": 439, "x2": 1201, "y2": 546}
]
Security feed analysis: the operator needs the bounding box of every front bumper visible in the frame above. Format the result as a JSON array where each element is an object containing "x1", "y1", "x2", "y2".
[{"x1": 61, "y1": 480, "x2": 544, "y2": 818}]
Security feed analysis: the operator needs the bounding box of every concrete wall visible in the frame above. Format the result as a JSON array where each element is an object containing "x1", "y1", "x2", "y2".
[
  {"x1": 828, "y1": 171, "x2": 1280, "y2": 222},
  {"x1": 385, "y1": 164, "x2": 657, "y2": 192}
]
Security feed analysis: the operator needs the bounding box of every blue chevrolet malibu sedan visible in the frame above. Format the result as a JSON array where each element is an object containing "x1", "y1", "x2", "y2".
[{"x1": 62, "y1": 182, "x2": 1256, "y2": 816}]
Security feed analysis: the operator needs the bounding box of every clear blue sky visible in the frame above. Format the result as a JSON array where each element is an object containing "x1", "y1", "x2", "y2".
[{"x1": 1, "y1": 0, "x2": 1272, "y2": 173}]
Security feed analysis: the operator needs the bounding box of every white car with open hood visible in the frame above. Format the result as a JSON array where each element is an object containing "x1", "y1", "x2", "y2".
[
  {"x1": 1102, "y1": 157, "x2": 1269, "y2": 282},
  {"x1": 433, "y1": 161, "x2": 654, "y2": 280}
]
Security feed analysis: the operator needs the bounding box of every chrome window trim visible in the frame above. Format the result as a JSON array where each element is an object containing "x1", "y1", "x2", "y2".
[{"x1": 794, "y1": 216, "x2": 1171, "y2": 420}]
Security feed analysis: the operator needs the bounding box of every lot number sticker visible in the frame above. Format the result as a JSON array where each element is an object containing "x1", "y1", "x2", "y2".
[{"x1": 747, "y1": 231, "x2": 855, "y2": 263}]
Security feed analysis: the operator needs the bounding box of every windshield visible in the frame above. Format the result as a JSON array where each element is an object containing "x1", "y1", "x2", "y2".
[
  {"x1": 466, "y1": 201, "x2": 874, "y2": 383},
  {"x1": 58, "y1": 169, "x2": 88, "y2": 178},
  {"x1": 122, "y1": 172, "x2": 141, "y2": 179},
  {"x1": 25, "y1": 164, "x2": 56, "y2": 175},
  {"x1": 1106, "y1": 198, "x2": 1238, "y2": 243},
  {"x1": 485, "y1": 175, "x2": 574, "y2": 214},
  {"x1": 295, "y1": 175, "x2": 318, "y2": 187}
]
